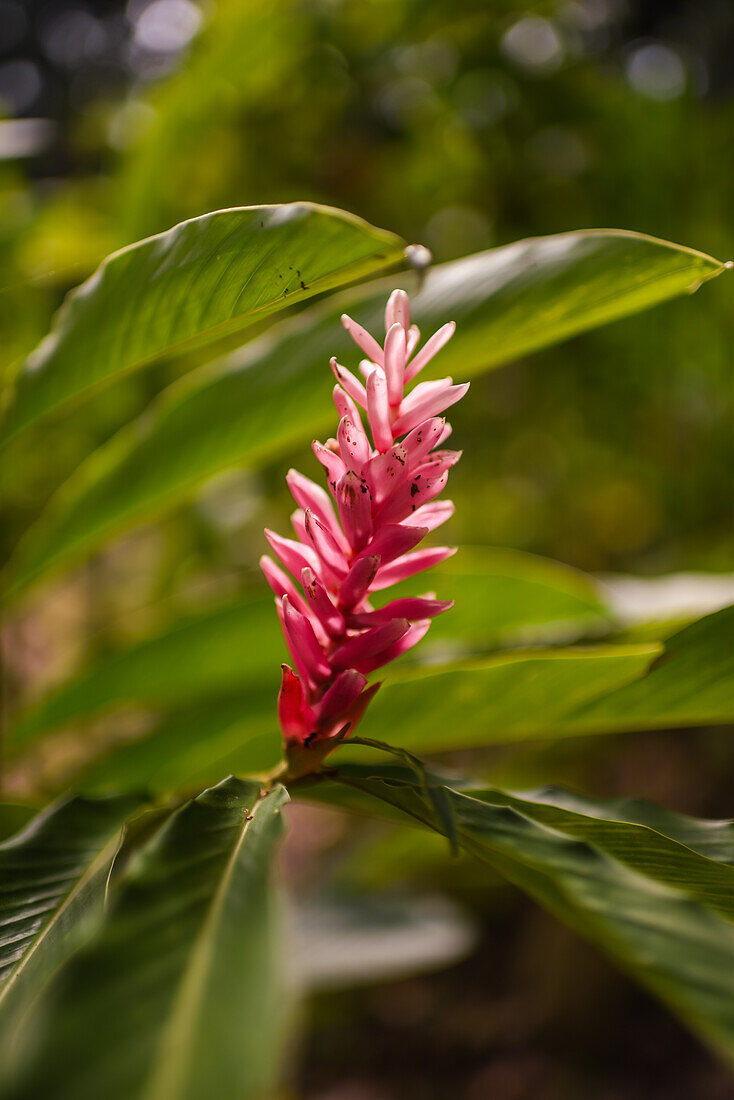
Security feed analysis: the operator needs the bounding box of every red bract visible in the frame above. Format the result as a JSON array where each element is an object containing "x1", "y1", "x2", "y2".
[{"x1": 261, "y1": 290, "x2": 467, "y2": 775}]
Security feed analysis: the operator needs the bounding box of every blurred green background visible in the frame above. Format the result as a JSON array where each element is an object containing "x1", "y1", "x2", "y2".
[{"x1": 2, "y1": 1, "x2": 734, "y2": 1096}]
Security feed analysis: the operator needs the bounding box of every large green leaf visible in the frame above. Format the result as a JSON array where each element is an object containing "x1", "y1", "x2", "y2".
[
  {"x1": 390, "y1": 545, "x2": 608, "y2": 652},
  {"x1": 0, "y1": 203, "x2": 404, "y2": 446},
  {"x1": 101, "y1": 601, "x2": 734, "y2": 787},
  {"x1": 0, "y1": 777, "x2": 290, "y2": 1100},
  {"x1": 357, "y1": 603, "x2": 734, "y2": 750},
  {"x1": 324, "y1": 764, "x2": 734, "y2": 1060},
  {"x1": 9, "y1": 547, "x2": 606, "y2": 749},
  {"x1": 67, "y1": 643, "x2": 654, "y2": 799},
  {"x1": 559, "y1": 603, "x2": 734, "y2": 733},
  {"x1": 4, "y1": 231, "x2": 724, "y2": 600},
  {"x1": 0, "y1": 792, "x2": 144, "y2": 1040},
  {"x1": 359, "y1": 642, "x2": 661, "y2": 750},
  {"x1": 16, "y1": 598, "x2": 733, "y2": 795}
]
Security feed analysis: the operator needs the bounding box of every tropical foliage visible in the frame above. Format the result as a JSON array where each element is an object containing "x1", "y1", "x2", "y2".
[
  {"x1": 1, "y1": 202, "x2": 732, "y2": 1093},
  {"x1": 2, "y1": 1, "x2": 734, "y2": 1094}
]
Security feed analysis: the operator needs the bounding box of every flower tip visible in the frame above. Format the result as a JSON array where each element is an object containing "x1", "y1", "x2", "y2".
[{"x1": 387, "y1": 288, "x2": 408, "y2": 304}]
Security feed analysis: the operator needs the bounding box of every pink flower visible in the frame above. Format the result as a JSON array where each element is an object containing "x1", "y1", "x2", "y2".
[{"x1": 261, "y1": 290, "x2": 467, "y2": 774}]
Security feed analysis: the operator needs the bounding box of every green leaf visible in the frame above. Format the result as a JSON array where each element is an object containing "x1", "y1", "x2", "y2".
[
  {"x1": 389, "y1": 545, "x2": 608, "y2": 653},
  {"x1": 16, "y1": 593, "x2": 732, "y2": 793},
  {"x1": 558, "y1": 603, "x2": 734, "y2": 734},
  {"x1": 327, "y1": 765, "x2": 734, "y2": 1061},
  {"x1": 1, "y1": 777, "x2": 290, "y2": 1100},
  {"x1": 4, "y1": 230, "x2": 725, "y2": 601},
  {"x1": 358, "y1": 642, "x2": 661, "y2": 751},
  {"x1": 9, "y1": 548, "x2": 606, "y2": 749},
  {"x1": 0, "y1": 806, "x2": 36, "y2": 845},
  {"x1": 0, "y1": 792, "x2": 145, "y2": 1041},
  {"x1": 356, "y1": 603, "x2": 734, "y2": 751},
  {"x1": 0, "y1": 203, "x2": 404, "y2": 446}
]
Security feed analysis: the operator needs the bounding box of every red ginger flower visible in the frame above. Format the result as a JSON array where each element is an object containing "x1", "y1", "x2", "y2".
[{"x1": 260, "y1": 290, "x2": 468, "y2": 775}]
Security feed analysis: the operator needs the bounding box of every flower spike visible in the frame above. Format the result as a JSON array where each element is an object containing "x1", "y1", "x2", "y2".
[{"x1": 262, "y1": 290, "x2": 465, "y2": 777}]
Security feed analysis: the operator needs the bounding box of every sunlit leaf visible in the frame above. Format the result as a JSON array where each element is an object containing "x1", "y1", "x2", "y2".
[
  {"x1": 0, "y1": 203, "x2": 404, "y2": 446},
  {"x1": 359, "y1": 642, "x2": 661, "y2": 750},
  {"x1": 357, "y1": 603, "x2": 734, "y2": 750},
  {"x1": 4, "y1": 230, "x2": 725, "y2": 601},
  {"x1": 558, "y1": 603, "x2": 734, "y2": 734}
]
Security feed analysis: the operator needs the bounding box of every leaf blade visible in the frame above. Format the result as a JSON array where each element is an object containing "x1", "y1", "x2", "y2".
[
  {"x1": 355, "y1": 603, "x2": 734, "y2": 750},
  {"x1": 4, "y1": 230, "x2": 725, "y2": 600},
  {"x1": 358, "y1": 642, "x2": 662, "y2": 750},
  {"x1": 0, "y1": 793, "x2": 145, "y2": 1033},
  {"x1": 9, "y1": 548, "x2": 607, "y2": 750},
  {"x1": 326, "y1": 766, "x2": 734, "y2": 1061},
  {"x1": 0, "y1": 203, "x2": 404, "y2": 446},
  {"x1": 1, "y1": 777, "x2": 290, "y2": 1100}
]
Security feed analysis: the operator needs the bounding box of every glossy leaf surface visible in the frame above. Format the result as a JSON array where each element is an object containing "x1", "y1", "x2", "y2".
[
  {"x1": 0, "y1": 203, "x2": 403, "y2": 446},
  {"x1": 1, "y1": 777, "x2": 290, "y2": 1100},
  {"x1": 5, "y1": 231, "x2": 723, "y2": 600},
  {"x1": 326, "y1": 765, "x2": 734, "y2": 1061},
  {"x1": 0, "y1": 793, "x2": 144, "y2": 1039}
]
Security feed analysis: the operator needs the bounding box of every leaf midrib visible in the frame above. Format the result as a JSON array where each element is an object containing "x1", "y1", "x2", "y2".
[
  {"x1": 0, "y1": 830, "x2": 124, "y2": 1011},
  {"x1": 139, "y1": 791, "x2": 269, "y2": 1100}
]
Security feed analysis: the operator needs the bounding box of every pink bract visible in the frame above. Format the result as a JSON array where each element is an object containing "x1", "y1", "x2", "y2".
[{"x1": 261, "y1": 290, "x2": 467, "y2": 774}]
